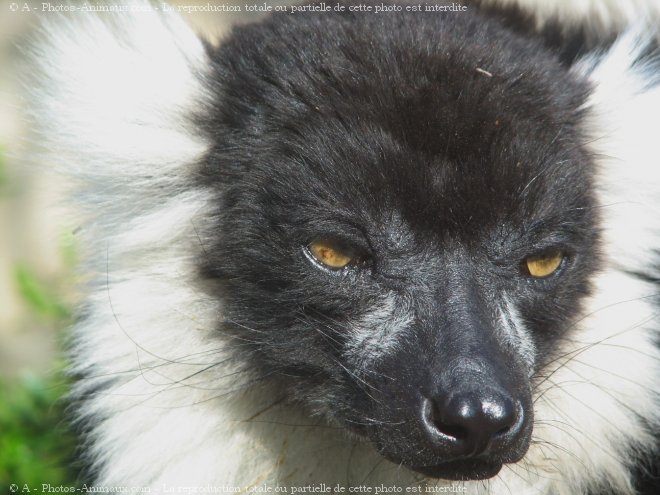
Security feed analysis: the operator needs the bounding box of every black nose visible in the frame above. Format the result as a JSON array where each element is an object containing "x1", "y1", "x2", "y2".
[{"x1": 421, "y1": 391, "x2": 522, "y2": 457}]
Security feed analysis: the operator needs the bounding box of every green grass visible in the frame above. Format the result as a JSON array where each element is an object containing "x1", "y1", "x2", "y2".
[
  {"x1": 15, "y1": 265, "x2": 71, "y2": 321},
  {"x1": 0, "y1": 373, "x2": 79, "y2": 486},
  {"x1": 1, "y1": 263, "x2": 79, "y2": 486},
  {"x1": 0, "y1": 143, "x2": 80, "y2": 486}
]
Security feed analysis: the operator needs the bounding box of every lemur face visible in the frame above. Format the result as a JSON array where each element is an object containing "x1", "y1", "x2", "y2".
[{"x1": 198, "y1": 9, "x2": 599, "y2": 480}]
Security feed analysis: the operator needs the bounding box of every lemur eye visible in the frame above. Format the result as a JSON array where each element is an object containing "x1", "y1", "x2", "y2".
[
  {"x1": 308, "y1": 240, "x2": 354, "y2": 269},
  {"x1": 525, "y1": 251, "x2": 564, "y2": 278}
]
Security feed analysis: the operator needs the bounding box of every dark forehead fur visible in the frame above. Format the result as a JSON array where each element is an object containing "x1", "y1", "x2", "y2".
[
  {"x1": 199, "y1": 4, "x2": 593, "y2": 244},
  {"x1": 196, "y1": 4, "x2": 600, "y2": 370}
]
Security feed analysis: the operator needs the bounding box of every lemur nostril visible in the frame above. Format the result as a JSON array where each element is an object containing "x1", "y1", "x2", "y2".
[
  {"x1": 432, "y1": 422, "x2": 468, "y2": 441},
  {"x1": 422, "y1": 397, "x2": 469, "y2": 441}
]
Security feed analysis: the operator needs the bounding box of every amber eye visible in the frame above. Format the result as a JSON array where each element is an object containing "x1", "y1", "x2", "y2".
[
  {"x1": 308, "y1": 241, "x2": 354, "y2": 269},
  {"x1": 525, "y1": 252, "x2": 564, "y2": 278}
]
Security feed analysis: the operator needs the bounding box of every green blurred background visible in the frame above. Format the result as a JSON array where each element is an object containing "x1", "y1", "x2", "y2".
[
  {"x1": 0, "y1": 4, "x2": 80, "y2": 485},
  {"x1": 0, "y1": 1, "x2": 275, "y2": 487}
]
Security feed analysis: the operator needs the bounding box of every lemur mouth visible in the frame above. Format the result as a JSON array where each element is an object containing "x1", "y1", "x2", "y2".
[{"x1": 412, "y1": 459, "x2": 503, "y2": 481}]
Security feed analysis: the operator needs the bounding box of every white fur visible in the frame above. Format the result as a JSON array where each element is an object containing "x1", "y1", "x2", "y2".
[
  {"x1": 486, "y1": 0, "x2": 660, "y2": 33},
  {"x1": 498, "y1": 298, "x2": 536, "y2": 372},
  {"x1": 345, "y1": 293, "x2": 415, "y2": 371},
  {"x1": 26, "y1": 2, "x2": 659, "y2": 494}
]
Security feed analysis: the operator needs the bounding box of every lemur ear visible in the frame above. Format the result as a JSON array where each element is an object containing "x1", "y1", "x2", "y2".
[
  {"x1": 472, "y1": 0, "x2": 660, "y2": 66},
  {"x1": 23, "y1": 6, "x2": 216, "y2": 269},
  {"x1": 27, "y1": 8, "x2": 210, "y2": 215}
]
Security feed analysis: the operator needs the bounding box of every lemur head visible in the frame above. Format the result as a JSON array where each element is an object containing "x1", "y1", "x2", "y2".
[{"x1": 197, "y1": 9, "x2": 599, "y2": 480}]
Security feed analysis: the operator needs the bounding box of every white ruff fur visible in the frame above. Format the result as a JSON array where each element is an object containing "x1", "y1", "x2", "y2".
[
  {"x1": 486, "y1": 0, "x2": 660, "y2": 33},
  {"x1": 27, "y1": 2, "x2": 659, "y2": 494}
]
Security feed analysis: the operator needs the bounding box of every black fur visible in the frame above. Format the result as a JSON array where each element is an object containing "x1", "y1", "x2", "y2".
[{"x1": 194, "y1": 1, "x2": 609, "y2": 480}]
